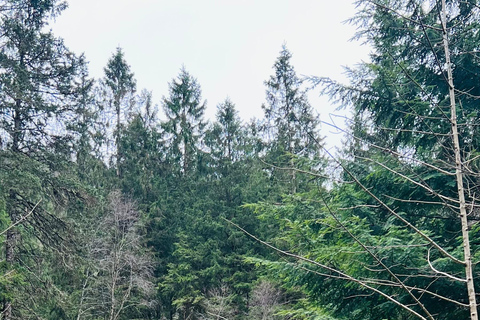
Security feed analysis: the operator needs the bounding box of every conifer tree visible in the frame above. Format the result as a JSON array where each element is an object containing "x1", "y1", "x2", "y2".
[
  {"x1": 262, "y1": 45, "x2": 322, "y2": 194},
  {"x1": 206, "y1": 99, "x2": 243, "y2": 166},
  {"x1": 102, "y1": 47, "x2": 136, "y2": 176},
  {"x1": 0, "y1": 0, "x2": 86, "y2": 318},
  {"x1": 118, "y1": 90, "x2": 164, "y2": 204},
  {"x1": 251, "y1": 1, "x2": 480, "y2": 320},
  {"x1": 162, "y1": 67, "x2": 206, "y2": 176}
]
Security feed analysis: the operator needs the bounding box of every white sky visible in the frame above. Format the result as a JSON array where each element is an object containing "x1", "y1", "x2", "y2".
[{"x1": 51, "y1": 0, "x2": 370, "y2": 151}]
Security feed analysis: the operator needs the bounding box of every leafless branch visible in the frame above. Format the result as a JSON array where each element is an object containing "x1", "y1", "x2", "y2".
[
  {"x1": 0, "y1": 200, "x2": 41, "y2": 237},
  {"x1": 427, "y1": 248, "x2": 466, "y2": 283}
]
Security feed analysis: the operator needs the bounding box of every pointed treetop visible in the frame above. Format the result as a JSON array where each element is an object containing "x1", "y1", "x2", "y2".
[{"x1": 104, "y1": 47, "x2": 136, "y2": 98}]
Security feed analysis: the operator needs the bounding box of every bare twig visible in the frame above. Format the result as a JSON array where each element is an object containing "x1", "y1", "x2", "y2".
[
  {"x1": 427, "y1": 248, "x2": 466, "y2": 283},
  {"x1": 0, "y1": 199, "x2": 41, "y2": 237}
]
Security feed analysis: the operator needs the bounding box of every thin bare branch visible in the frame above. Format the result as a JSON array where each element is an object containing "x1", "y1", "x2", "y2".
[
  {"x1": 328, "y1": 153, "x2": 464, "y2": 265},
  {"x1": 259, "y1": 158, "x2": 350, "y2": 184},
  {"x1": 355, "y1": 155, "x2": 458, "y2": 204},
  {"x1": 427, "y1": 248, "x2": 466, "y2": 283},
  {"x1": 383, "y1": 195, "x2": 460, "y2": 209},
  {"x1": 338, "y1": 204, "x2": 381, "y2": 210},
  {"x1": 296, "y1": 263, "x2": 467, "y2": 307},
  {"x1": 0, "y1": 200, "x2": 41, "y2": 237},
  {"x1": 377, "y1": 126, "x2": 451, "y2": 137},
  {"x1": 322, "y1": 119, "x2": 455, "y2": 176}
]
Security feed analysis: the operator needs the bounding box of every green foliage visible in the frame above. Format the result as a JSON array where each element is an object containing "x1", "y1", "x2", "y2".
[
  {"x1": 2, "y1": 1, "x2": 480, "y2": 319},
  {"x1": 261, "y1": 45, "x2": 325, "y2": 196},
  {"x1": 104, "y1": 47, "x2": 137, "y2": 108},
  {"x1": 162, "y1": 67, "x2": 207, "y2": 176}
]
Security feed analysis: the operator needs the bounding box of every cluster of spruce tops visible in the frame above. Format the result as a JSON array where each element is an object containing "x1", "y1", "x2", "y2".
[{"x1": 0, "y1": 0, "x2": 325, "y2": 319}]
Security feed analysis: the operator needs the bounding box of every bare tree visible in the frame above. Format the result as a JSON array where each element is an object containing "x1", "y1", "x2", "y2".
[
  {"x1": 75, "y1": 190, "x2": 154, "y2": 320},
  {"x1": 248, "y1": 281, "x2": 283, "y2": 320},
  {"x1": 200, "y1": 285, "x2": 236, "y2": 320}
]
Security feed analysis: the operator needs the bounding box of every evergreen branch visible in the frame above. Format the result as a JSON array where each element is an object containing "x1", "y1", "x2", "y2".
[
  {"x1": 355, "y1": 155, "x2": 459, "y2": 204},
  {"x1": 318, "y1": 139, "x2": 464, "y2": 265},
  {"x1": 365, "y1": 0, "x2": 442, "y2": 31},
  {"x1": 283, "y1": 83, "x2": 464, "y2": 266},
  {"x1": 385, "y1": 49, "x2": 454, "y2": 130},
  {"x1": 320, "y1": 193, "x2": 435, "y2": 320},
  {"x1": 361, "y1": 278, "x2": 469, "y2": 307},
  {"x1": 224, "y1": 218, "x2": 429, "y2": 320},
  {"x1": 291, "y1": 263, "x2": 469, "y2": 308},
  {"x1": 417, "y1": 11, "x2": 451, "y2": 87}
]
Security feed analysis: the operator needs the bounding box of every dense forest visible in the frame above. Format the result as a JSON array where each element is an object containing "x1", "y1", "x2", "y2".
[{"x1": 1, "y1": 0, "x2": 480, "y2": 319}]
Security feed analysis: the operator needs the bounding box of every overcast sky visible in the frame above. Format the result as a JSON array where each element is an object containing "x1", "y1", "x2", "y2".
[{"x1": 51, "y1": 0, "x2": 370, "y2": 150}]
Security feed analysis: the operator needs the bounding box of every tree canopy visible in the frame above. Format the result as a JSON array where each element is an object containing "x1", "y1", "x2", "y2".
[{"x1": 1, "y1": 1, "x2": 480, "y2": 320}]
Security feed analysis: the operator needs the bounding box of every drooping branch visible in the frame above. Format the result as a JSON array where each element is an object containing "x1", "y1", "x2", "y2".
[
  {"x1": 224, "y1": 218, "x2": 429, "y2": 320},
  {"x1": 320, "y1": 193, "x2": 435, "y2": 320}
]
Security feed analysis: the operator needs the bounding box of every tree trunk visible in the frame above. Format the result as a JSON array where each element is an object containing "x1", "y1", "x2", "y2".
[
  {"x1": 3, "y1": 106, "x2": 22, "y2": 320},
  {"x1": 3, "y1": 204, "x2": 17, "y2": 320},
  {"x1": 116, "y1": 99, "x2": 121, "y2": 177},
  {"x1": 2, "y1": 230, "x2": 13, "y2": 319},
  {"x1": 441, "y1": 1, "x2": 478, "y2": 319}
]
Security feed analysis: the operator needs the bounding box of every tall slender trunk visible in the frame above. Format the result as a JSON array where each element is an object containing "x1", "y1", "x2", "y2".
[
  {"x1": 3, "y1": 226, "x2": 13, "y2": 318},
  {"x1": 12, "y1": 108, "x2": 21, "y2": 153},
  {"x1": 290, "y1": 157, "x2": 296, "y2": 194},
  {"x1": 116, "y1": 99, "x2": 121, "y2": 177},
  {"x1": 182, "y1": 112, "x2": 189, "y2": 175},
  {"x1": 76, "y1": 269, "x2": 90, "y2": 320},
  {"x1": 3, "y1": 105, "x2": 23, "y2": 319},
  {"x1": 441, "y1": 1, "x2": 478, "y2": 319}
]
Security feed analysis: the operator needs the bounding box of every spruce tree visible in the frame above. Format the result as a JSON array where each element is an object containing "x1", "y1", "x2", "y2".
[
  {"x1": 262, "y1": 45, "x2": 322, "y2": 194},
  {"x1": 206, "y1": 99, "x2": 243, "y2": 166},
  {"x1": 102, "y1": 47, "x2": 136, "y2": 176},
  {"x1": 162, "y1": 67, "x2": 206, "y2": 176}
]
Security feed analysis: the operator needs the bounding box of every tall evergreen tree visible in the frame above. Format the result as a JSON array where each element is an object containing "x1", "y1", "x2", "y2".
[
  {"x1": 69, "y1": 56, "x2": 105, "y2": 185},
  {"x1": 102, "y1": 47, "x2": 136, "y2": 176},
  {"x1": 253, "y1": 1, "x2": 480, "y2": 320},
  {"x1": 118, "y1": 91, "x2": 164, "y2": 205},
  {"x1": 0, "y1": 0, "x2": 86, "y2": 318},
  {"x1": 162, "y1": 67, "x2": 206, "y2": 176},
  {"x1": 262, "y1": 45, "x2": 323, "y2": 194},
  {"x1": 206, "y1": 99, "x2": 243, "y2": 164}
]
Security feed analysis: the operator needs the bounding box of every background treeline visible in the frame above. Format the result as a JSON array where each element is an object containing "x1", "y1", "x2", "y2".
[{"x1": 2, "y1": 0, "x2": 480, "y2": 320}]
